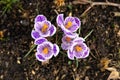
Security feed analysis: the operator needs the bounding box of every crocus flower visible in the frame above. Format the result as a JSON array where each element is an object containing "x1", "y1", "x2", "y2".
[
  {"x1": 56, "y1": 14, "x2": 81, "y2": 34},
  {"x1": 67, "y1": 38, "x2": 89, "y2": 60},
  {"x1": 35, "y1": 41, "x2": 59, "y2": 62},
  {"x1": 34, "y1": 20, "x2": 56, "y2": 37},
  {"x1": 31, "y1": 15, "x2": 56, "y2": 39},
  {"x1": 61, "y1": 33, "x2": 78, "y2": 50}
]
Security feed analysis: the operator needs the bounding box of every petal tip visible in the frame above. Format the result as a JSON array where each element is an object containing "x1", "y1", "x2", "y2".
[{"x1": 53, "y1": 44, "x2": 60, "y2": 57}]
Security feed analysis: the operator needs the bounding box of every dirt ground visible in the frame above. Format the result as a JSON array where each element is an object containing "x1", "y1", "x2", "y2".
[{"x1": 0, "y1": 0, "x2": 120, "y2": 80}]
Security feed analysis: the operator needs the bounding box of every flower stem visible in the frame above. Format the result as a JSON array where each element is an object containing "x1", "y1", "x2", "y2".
[
  {"x1": 78, "y1": 27, "x2": 81, "y2": 35},
  {"x1": 75, "y1": 58, "x2": 79, "y2": 68}
]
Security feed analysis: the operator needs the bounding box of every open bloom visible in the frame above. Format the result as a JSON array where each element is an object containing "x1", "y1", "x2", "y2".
[
  {"x1": 61, "y1": 33, "x2": 78, "y2": 50},
  {"x1": 67, "y1": 38, "x2": 89, "y2": 60},
  {"x1": 56, "y1": 14, "x2": 81, "y2": 34},
  {"x1": 35, "y1": 41, "x2": 59, "y2": 62},
  {"x1": 31, "y1": 15, "x2": 56, "y2": 39}
]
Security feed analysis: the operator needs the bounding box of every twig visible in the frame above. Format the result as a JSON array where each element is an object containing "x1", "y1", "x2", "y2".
[
  {"x1": 110, "y1": 12, "x2": 120, "y2": 17},
  {"x1": 72, "y1": 1, "x2": 120, "y2": 17},
  {"x1": 81, "y1": 4, "x2": 93, "y2": 17}
]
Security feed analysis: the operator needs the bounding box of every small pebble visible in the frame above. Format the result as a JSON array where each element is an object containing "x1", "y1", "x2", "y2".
[
  {"x1": 20, "y1": 20, "x2": 29, "y2": 26},
  {"x1": 0, "y1": 75, "x2": 3, "y2": 79},
  {"x1": 32, "y1": 70, "x2": 35, "y2": 75},
  {"x1": 17, "y1": 60, "x2": 21, "y2": 64},
  {"x1": 117, "y1": 30, "x2": 120, "y2": 37}
]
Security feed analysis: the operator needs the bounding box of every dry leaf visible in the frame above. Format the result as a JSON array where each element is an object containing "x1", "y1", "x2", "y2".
[
  {"x1": 42, "y1": 60, "x2": 49, "y2": 65},
  {"x1": 53, "y1": 69, "x2": 59, "y2": 76},
  {"x1": 106, "y1": 67, "x2": 120, "y2": 80},
  {"x1": 55, "y1": 76, "x2": 59, "y2": 80},
  {"x1": 75, "y1": 74, "x2": 80, "y2": 80},
  {"x1": 54, "y1": 0, "x2": 65, "y2": 7},
  {"x1": 112, "y1": 12, "x2": 120, "y2": 17},
  {"x1": 61, "y1": 74, "x2": 66, "y2": 79},
  {"x1": 106, "y1": 67, "x2": 117, "y2": 72},
  {"x1": 98, "y1": 58, "x2": 120, "y2": 80},
  {"x1": 0, "y1": 31, "x2": 4, "y2": 38},
  {"x1": 72, "y1": 0, "x2": 90, "y2": 5},
  {"x1": 98, "y1": 57, "x2": 111, "y2": 71},
  {"x1": 85, "y1": 76, "x2": 89, "y2": 80},
  {"x1": 0, "y1": 29, "x2": 7, "y2": 39}
]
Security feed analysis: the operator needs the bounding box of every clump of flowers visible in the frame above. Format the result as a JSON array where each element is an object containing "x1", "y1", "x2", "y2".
[
  {"x1": 56, "y1": 14, "x2": 90, "y2": 60},
  {"x1": 31, "y1": 15, "x2": 59, "y2": 62},
  {"x1": 30, "y1": 14, "x2": 90, "y2": 62}
]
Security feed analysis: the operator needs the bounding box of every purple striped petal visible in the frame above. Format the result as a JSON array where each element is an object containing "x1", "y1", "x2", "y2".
[
  {"x1": 34, "y1": 22, "x2": 42, "y2": 32},
  {"x1": 74, "y1": 17, "x2": 81, "y2": 27},
  {"x1": 31, "y1": 30, "x2": 40, "y2": 39},
  {"x1": 73, "y1": 51, "x2": 83, "y2": 58},
  {"x1": 49, "y1": 25, "x2": 56, "y2": 36},
  {"x1": 82, "y1": 47, "x2": 90, "y2": 58},
  {"x1": 73, "y1": 37, "x2": 85, "y2": 43},
  {"x1": 35, "y1": 52, "x2": 46, "y2": 62},
  {"x1": 35, "y1": 15, "x2": 47, "y2": 23},
  {"x1": 61, "y1": 43, "x2": 70, "y2": 50},
  {"x1": 34, "y1": 37, "x2": 47, "y2": 45},
  {"x1": 68, "y1": 24, "x2": 79, "y2": 32},
  {"x1": 67, "y1": 50, "x2": 74, "y2": 60},
  {"x1": 64, "y1": 17, "x2": 75, "y2": 25},
  {"x1": 56, "y1": 14, "x2": 64, "y2": 26},
  {"x1": 53, "y1": 44, "x2": 59, "y2": 57}
]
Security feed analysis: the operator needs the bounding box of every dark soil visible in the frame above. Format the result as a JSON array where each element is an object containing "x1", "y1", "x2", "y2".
[{"x1": 0, "y1": 0, "x2": 120, "y2": 80}]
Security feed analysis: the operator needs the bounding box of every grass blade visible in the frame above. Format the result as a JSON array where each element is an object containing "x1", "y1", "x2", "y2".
[
  {"x1": 84, "y1": 29, "x2": 93, "y2": 40},
  {"x1": 24, "y1": 44, "x2": 36, "y2": 58}
]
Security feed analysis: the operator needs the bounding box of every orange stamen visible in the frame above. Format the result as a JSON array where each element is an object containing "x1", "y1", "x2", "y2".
[
  {"x1": 65, "y1": 37, "x2": 71, "y2": 42},
  {"x1": 75, "y1": 45, "x2": 82, "y2": 52},
  {"x1": 41, "y1": 24, "x2": 48, "y2": 33},
  {"x1": 42, "y1": 47, "x2": 49, "y2": 54},
  {"x1": 65, "y1": 21, "x2": 72, "y2": 29}
]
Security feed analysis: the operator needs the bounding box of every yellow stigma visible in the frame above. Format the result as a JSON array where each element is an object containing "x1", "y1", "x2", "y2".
[
  {"x1": 65, "y1": 37, "x2": 71, "y2": 42},
  {"x1": 42, "y1": 47, "x2": 49, "y2": 54},
  {"x1": 41, "y1": 24, "x2": 48, "y2": 33},
  {"x1": 65, "y1": 21, "x2": 72, "y2": 29},
  {"x1": 75, "y1": 45, "x2": 82, "y2": 52}
]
